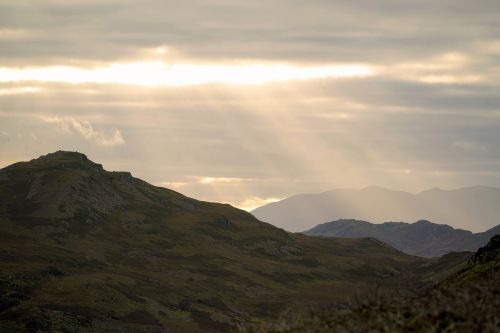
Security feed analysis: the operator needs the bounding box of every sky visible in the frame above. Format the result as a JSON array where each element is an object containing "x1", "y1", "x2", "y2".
[{"x1": 1, "y1": 0, "x2": 500, "y2": 211}]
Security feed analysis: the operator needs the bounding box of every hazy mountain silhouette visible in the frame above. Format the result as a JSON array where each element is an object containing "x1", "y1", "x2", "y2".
[
  {"x1": 252, "y1": 186, "x2": 500, "y2": 232},
  {"x1": 305, "y1": 219, "x2": 500, "y2": 257},
  {"x1": 0, "y1": 151, "x2": 455, "y2": 332}
]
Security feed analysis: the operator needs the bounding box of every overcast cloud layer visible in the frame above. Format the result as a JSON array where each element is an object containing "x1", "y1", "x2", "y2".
[{"x1": 1, "y1": 0, "x2": 499, "y2": 217}]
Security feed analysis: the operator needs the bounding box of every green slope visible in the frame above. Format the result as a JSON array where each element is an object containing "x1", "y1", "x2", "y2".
[
  {"x1": 249, "y1": 235, "x2": 499, "y2": 333},
  {"x1": 0, "y1": 151, "x2": 442, "y2": 332}
]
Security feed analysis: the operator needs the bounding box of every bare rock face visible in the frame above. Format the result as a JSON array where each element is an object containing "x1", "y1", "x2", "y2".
[{"x1": 2, "y1": 152, "x2": 124, "y2": 223}]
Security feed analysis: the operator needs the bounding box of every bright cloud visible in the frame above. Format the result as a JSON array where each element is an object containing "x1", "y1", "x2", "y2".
[
  {"x1": 1, "y1": 0, "x2": 500, "y2": 215},
  {"x1": 197, "y1": 177, "x2": 252, "y2": 185},
  {"x1": 0, "y1": 28, "x2": 35, "y2": 40},
  {"x1": 0, "y1": 62, "x2": 374, "y2": 87},
  {"x1": 0, "y1": 86, "x2": 41, "y2": 95},
  {"x1": 42, "y1": 117, "x2": 125, "y2": 147},
  {"x1": 233, "y1": 197, "x2": 283, "y2": 212}
]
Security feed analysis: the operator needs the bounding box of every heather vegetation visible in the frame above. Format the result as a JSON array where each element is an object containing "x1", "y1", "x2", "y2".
[
  {"x1": 0, "y1": 152, "x2": 497, "y2": 332},
  {"x1": 245, "y1": 236, "x2": 500, "y2": 333}
]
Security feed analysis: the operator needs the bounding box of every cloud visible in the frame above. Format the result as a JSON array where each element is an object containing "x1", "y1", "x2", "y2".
[
  {"x1": 0, "y1": 86, "x2": 41, "y2": 95},
  {"x1": 158, "y1": 175, "x2": 283, "y2": 211},
  {"x1": 195, "y1": 176, "x2": 253, "y2": 185},
  {"x1": 0, "y1": 62, "x2": 373, "y2": 86},
  {"x1": 1, "y1": 0, "x2": 500, "y2": 210},
  {"x1": 452, "y1": 140, "x2": 488, "y2": 152},
  {"x1": 233, "y1": 197, "x2": 282, "y2": 212},
  {"x1": 98, "y1": 128, "x2": 126, "y2": 147},
  {"x1": 157, "y1": 181, "x2": 189, "y2": 190},
  {"x1": 0, "y1": 28, "x2": 36, "y2": 40},
  {"x1": 0, "y1": 0, "x2": 499, "y2": 68},
  {"x1": 42, "y1": 116, "x2": 125, "y2": 147}
]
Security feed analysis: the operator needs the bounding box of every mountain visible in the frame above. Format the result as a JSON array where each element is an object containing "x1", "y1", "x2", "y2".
[
  {"x1": 305, "y1": 219, "x2": 500, "y2": 257},
  {"x1": 251, "y1": 235, "x2": 500, "y2": 333},
  {"x1": 251, "y1": 186, "x2": 500, "y2": 232},
  {"x1": 0, "y1": 151, "x2": 449, "y2": 333}
]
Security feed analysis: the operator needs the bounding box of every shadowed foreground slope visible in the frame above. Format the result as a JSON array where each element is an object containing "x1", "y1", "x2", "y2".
[
  {"x1": 0, "y1": 152, "x2": 459, "y2": 332},
  {"x1": 247, "y1": 235, "x2": 499, "y2": 333}
]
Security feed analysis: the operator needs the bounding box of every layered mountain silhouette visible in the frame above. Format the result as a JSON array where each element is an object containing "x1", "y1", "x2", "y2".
[
  {"x1": 0, "y1": 151, "x2": 459, "y2": 332},
  {"x1": 305, "y1": 219, "x2": 500, "y2": 257},
  {"x1": 252, "y1": 186, "x2": 500, "y2": 232}
]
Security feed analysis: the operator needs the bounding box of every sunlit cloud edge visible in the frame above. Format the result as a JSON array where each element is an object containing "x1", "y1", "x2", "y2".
[{"x1": 0, "y1": 61, "x2": 375, "y2": 87}]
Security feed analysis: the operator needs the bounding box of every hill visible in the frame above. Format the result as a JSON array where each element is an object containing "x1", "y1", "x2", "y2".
[
  {"x1": 247, "y1": 235, "x2": 500, "y2": 333},
  {"x1": 305, "y1": 219, "x2": 500, "y2": 257},
  {"x1": 0, "y1": 151, "x2": 446, "y2": 332},
  {"x1": 251, "y1": 186, "x2": 500, "y2": 232}
]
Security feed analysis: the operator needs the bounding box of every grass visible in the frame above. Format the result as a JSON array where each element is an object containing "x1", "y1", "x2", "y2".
[
  {"x1": 244, "y1": 236, "x2": 499, "y2": 333},
  {"x1": 0, "y1": 151, "x2": 477, "y2": 332}
]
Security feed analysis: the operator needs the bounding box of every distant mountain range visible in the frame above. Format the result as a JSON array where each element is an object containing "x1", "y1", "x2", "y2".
[
  {"x1": 251, "y1": 186, "x2": 500, "y2": 232},
  {"x1": 305, "y1": 219, "x2": 500, "y2": 257}
]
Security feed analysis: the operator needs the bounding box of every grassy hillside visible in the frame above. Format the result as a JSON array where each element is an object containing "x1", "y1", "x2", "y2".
[
  {"x1": 246, "y1": 235, "x2": 499, "y2": 333},
  {"x1": 0, "y1": 151, "x2": 455, "y2": 332}
]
